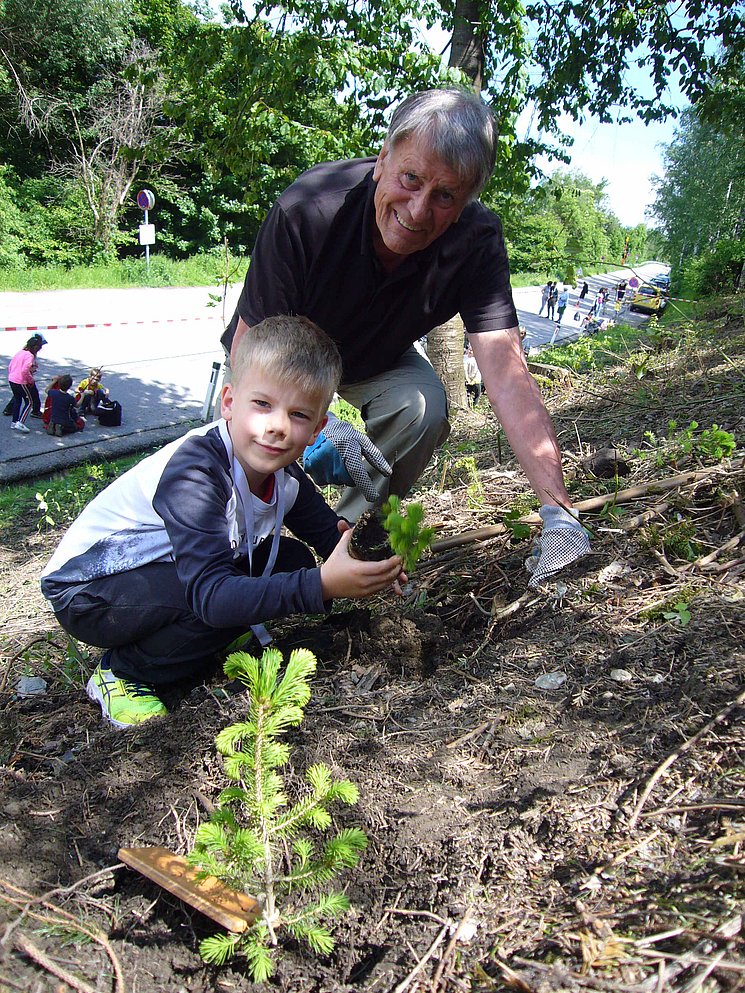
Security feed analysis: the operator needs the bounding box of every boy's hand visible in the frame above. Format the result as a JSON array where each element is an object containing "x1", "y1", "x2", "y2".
[{"x1": 320, "y1": 529, "x2": 406, "y2": 600}]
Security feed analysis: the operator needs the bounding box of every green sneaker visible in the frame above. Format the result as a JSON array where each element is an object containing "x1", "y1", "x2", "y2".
[{"x1": 86, "y1": 663, "x2": 167, "y2": 729}]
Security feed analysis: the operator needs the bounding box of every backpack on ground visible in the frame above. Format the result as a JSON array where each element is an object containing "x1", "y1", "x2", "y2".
[{"x1": 97, "y1": 399, "x2": 122, "y2": 427}]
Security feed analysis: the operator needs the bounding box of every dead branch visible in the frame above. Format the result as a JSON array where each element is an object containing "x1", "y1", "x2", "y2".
[
  {"x1": 13, "y1": 933, "x2": 98, "y2": 993},
  {"x1": 627, "y1": 689, "x2": 745, "y2": 831}
]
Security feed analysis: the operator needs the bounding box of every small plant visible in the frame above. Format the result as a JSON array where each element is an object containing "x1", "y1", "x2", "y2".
[
  {"x1": 450, "y1": 456, "x2": 484, "y2": 506},
  {"x1": 636, "y1": 420, "x2": 736, "y2": 468},
  {"x1": 348, "y1": 496, "x2": 435, "y2": 572},
  {"x1": 503, "y1": 508, "x2": 532, "y2": 542},
  {"x1": 662, "y1": 602, "x2": 692, "y2": 626},
  {"x1": 188, "y1": 647, "x2": 367, "y2": 978},
  {"x1": 697, "y1": 424, "x2": 736, "y2": 461},
  {"x1": 380, "y1": 495, "x2": 436, "y2": 572}
]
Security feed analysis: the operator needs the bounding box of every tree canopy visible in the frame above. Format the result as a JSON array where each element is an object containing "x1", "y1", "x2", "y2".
[{"x1": 0, "y1": 0, "x2": 742, "y2": 268}]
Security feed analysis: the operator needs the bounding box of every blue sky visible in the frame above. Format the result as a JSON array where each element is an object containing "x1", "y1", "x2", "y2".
[{"x1": 534, "y1": 112, "x2": 679, "y2": 228}]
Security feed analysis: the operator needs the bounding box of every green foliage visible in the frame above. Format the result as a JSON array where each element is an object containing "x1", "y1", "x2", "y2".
[
  {"x1": 503, "y1": 509, "x2": 532, "y2": 542},
  {"x1": 636, "y1": 420, "x2": 737, "y2": 469},
  {"x1": 0, "y1": 453, "x2": 146, "y2": 532},
  {"x1": 681, "y1": 238, "x2": 745, "y2": 297},
  {"x1": 188, "y1": 647, "x2": 367, "y2": 979},
  {"x1": 662, "y1": 602, "x2": 692, "y2": 626},
  {"x1": 380, "y1": 495, "x2": 435, "y2": 572},
  {"x1": 639, "y1": 521, "x2": 701, "y2": 563},
  {"x1": 329, "y1": 397, "x2": 364, "y2": 430}
]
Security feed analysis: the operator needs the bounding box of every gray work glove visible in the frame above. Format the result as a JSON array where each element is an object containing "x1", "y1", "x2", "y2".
[
  {"x1": 525, "y1": 504, "x2": 591, "y2": 587},
  {"x1": 303, "y1": 412, "x2": 392, "y2": 503}
]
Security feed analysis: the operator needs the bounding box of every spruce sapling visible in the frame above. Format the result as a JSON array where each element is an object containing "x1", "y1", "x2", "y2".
[
  {"x1": 381, "y1": 495, "x2": 436, "y2": 573},
  {"x1": 187, "y1": 647, "x2": 367, "y2": 979}
]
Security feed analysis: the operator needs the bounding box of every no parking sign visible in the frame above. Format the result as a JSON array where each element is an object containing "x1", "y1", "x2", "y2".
[{"x1": 137, "y1": 189, "x2": 156, "y2": 211}]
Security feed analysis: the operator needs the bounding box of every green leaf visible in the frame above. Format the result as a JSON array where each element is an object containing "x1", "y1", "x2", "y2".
[{"x1": 199, "y1": 932, "x2": 240, "y2": 965}]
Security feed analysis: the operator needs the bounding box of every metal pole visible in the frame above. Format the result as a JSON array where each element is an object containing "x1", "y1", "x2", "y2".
[
  {"x1": 202, "y1": 361, "x2": 222, "y2": 421},
  {"x1": 144, "y1": 208, "x2": 150, "y2": 276}
]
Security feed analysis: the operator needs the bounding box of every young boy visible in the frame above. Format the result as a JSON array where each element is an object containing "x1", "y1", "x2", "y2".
[{"x1": 40, "y1": 316, "x2": 404, "y2": 729}]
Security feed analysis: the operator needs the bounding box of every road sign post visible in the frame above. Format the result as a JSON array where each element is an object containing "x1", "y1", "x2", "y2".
[{"x1": 136, "y1": 189, "x2": 156, "y2": 275}]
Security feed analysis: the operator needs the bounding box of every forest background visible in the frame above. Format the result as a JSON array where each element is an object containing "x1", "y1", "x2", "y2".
[{"x1": 0, "y1": 0, "x2": 742, "y2": 302}]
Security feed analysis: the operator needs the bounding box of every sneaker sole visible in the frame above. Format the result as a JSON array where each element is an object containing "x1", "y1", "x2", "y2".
[{"x1": 86, "y1": 675, "x2": 137, "y2": 730}]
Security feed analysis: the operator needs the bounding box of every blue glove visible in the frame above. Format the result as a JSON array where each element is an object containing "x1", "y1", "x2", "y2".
[
  {"x1": 303, "y1": 431, "x2": 354, "y2": 488},
  {"x1": 303, "y1": 413, "x2": 392, "y2": 503},
  {"x1": 525, "y1": 505, "x2": 591, "y2": 587}
]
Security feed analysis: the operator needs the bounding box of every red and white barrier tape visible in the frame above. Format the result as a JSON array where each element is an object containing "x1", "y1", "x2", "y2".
[{"x1": 1, "y1": 315, "x2": 222, "y2": 334}]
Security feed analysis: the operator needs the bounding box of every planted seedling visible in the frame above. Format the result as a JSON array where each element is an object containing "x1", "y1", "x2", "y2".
[
  {"x1": 349, "y1": 495, "x2": 435, "y2": 572},
  {"x1": 187, "y1": 647, "x2": 367, "y2": 978}
]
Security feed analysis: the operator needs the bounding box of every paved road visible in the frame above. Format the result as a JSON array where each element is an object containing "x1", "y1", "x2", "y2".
[
  {"x1": 0, "y1": 285, "x2": 241, "y2": 482},
  {"x1": 0, "y1": 265, "x2": 663, "y2": 484}
]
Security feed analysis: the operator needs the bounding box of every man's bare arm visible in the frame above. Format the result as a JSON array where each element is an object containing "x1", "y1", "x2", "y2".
[{"x1": 469, "y1": 327, "x2": 572, "y2": 508}]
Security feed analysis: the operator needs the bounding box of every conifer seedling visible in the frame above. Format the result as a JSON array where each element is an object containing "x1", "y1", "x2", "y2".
[
  {"x1": 187, "y1": 647, "x2": 367, "y2": 979},
  {"x1": 380, "y1": 495, "x2": 436, "y2": 573},
  {"x1": 348, "y1": 496, "x2": 435, "y2": 573}
]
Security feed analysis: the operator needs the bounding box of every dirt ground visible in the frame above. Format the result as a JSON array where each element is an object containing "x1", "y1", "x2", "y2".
[{"x1": 1, "y1": 302, "x2": 743, "y2": 993}]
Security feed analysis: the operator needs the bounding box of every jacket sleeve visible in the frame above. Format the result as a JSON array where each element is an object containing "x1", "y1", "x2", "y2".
[{"x1": 153, "y1": 441, "x2": 334, "y2": 630}]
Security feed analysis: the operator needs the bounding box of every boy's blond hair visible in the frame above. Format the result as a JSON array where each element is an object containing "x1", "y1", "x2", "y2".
[{"x1": 231, "y1": 315, "x2": 342, "y2": 408}]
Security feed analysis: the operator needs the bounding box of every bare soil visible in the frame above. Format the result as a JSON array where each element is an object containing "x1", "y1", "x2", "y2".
[{"x1": 1, "y1": 302, "x2": 744, "y2": 993}]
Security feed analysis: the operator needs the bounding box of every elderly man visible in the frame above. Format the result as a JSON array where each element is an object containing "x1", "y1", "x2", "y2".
[{"x1": 224, "y1": 88, "x2": 589, "y2": 585}]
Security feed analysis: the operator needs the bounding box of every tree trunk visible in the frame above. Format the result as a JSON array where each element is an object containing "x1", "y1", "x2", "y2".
[
  {"x1": 450, "y1": 0, "x2": 485, "y2": 91},
  {"x1": 428, "y1": 317, "x2": 468, "y2": 411},
  {"x1": 428, "y1": 0, "x2": 487, "y2": 413}
]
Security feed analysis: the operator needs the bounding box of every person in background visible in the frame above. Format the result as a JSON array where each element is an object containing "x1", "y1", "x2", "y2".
[
  {"x1": 75, "y1": 367, "x2": 109, "y2": 415},
  {"x1": 556, "y1": 285, "x2": 569, "y2": 323},
  {"x1": 46, "y1": 374, "x2": 85, "y2": 436},
  {"x1": 224, "y1": 87, "x2": 591, "y2": 587},
  {"x1": 463, "y1": 344, "x2": 483, "y2": 407},
  {"x1": 7, "y1": 333, "x2": 46, "y2": 433},
  {"x1": 546, "y1": 281, "x2": 559, "y2": 321},
  {"x1": 579, "y1": 281, "x2": 589, "y2": 301},
  {"x1": 537, "y1": 281, "x2": 551, "y2": 317}
]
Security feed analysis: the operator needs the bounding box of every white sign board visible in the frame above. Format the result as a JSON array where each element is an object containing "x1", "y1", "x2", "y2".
[{"x1": 139, "y1": 223, "x2": 156, "y2": 246}]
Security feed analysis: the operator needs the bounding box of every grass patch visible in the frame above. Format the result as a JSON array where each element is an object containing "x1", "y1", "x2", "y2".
[
  {"x1": 0, "y1": 452, "x2": 149, "y2": 532},
  {"x1": 536, "y1": 320, "x2": 647, "y2": 372},
  {"x1": 0, "y1": 253, "x2": 248, "y2": 292}
]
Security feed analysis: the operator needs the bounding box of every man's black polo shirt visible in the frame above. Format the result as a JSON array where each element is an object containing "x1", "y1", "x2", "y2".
[{"x1": 225, "y1": 158, "x2": 518, "y2": 384}]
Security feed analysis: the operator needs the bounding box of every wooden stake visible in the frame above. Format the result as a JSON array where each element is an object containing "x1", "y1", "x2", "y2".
[{"x1": 118, "y1": 847, "x2": 260, "y2": 933}]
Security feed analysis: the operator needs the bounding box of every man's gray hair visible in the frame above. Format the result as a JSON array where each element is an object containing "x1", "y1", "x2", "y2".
[{"x1": 386, "y1": 88, "x2": 497, "y2": 198}]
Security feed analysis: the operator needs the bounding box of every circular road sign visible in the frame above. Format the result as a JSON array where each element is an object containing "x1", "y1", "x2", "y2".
[{"x1": 137, "y1": 189, "x2": 156, "y2": 210}]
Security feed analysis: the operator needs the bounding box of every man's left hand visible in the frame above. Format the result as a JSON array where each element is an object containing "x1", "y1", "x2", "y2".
[{"x1": 525, "y1": 505, "x2": 591, "y2": 587}]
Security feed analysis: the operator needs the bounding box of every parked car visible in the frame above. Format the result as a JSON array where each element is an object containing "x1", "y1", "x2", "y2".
[
  {"x1": 649, "y1": 274, "x2": 671, "y2": 294},
  {"x1": 630, "y1": 284, "x2": 668, "y2": 314}
]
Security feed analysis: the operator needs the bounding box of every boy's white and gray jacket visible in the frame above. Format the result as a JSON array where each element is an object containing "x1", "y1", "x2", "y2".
[{"x1": 40, "y1": 419, "x2": 341, "y2": 630}]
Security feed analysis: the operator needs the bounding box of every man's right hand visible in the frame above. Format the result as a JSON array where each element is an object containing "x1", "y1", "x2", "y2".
[{"x1": 320, "y1": 529, "x2": 405, "y2": 600}]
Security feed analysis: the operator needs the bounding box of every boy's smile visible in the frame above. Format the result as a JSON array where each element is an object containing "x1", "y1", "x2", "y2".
[{"x1": 221, "y1": 368, "x2": 328, "y2": 494}]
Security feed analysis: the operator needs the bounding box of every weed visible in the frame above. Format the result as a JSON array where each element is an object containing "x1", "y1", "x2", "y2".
[
  {"x1": 662, "y1": 602, "x2": 692, "y2": 626},
  {"x1": 639, "y1": 521, "x2": 701, "y2": 562},
  {"x1": 329, "y1": 397, "x2": 364, "y2": 430},
  {"x1": 636, "y1": 420, "x2": 736, "y2": 469}
]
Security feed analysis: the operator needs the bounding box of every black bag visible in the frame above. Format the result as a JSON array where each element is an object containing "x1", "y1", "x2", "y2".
[{"x1": 97, "y1": 399, "x2": 122, "y2": 427}]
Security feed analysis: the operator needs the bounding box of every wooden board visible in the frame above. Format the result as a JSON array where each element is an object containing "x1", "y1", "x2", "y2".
[{"x1": 118, "y1": 846, "x2": 260, "y2": 933}]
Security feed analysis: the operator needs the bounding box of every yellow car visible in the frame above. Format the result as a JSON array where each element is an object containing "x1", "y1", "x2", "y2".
[{"x1": 630, "y1": 284, "x2": 667, "y2": 314}]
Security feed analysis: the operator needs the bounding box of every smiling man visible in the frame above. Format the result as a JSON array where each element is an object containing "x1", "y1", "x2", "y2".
[{"x1": 223, "y1": 88, "x2": 590, "y2": 587}]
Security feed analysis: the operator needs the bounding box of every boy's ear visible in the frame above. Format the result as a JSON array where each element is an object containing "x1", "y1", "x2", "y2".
[
  {"x1": 220, "y1": 383, "x2": 234, "y2": 420},
  {"x1": 308, "y1": 413, "x2": 328, "y2": 445}
]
